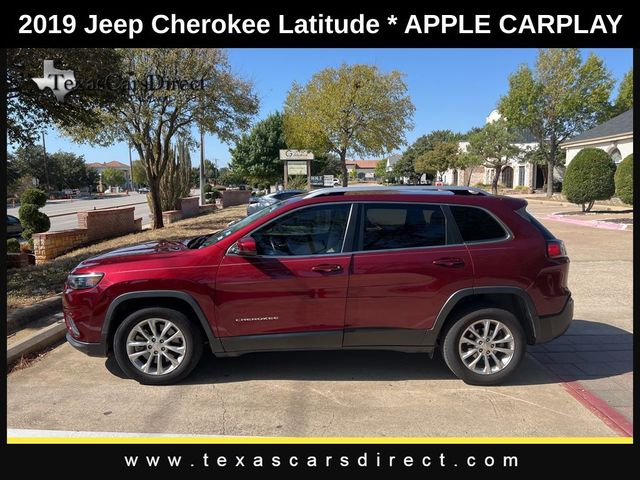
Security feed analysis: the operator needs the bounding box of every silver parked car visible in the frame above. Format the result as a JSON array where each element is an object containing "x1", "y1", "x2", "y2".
[{"x1": 246, "y1": 189, "x2": 306, "y2": 216}]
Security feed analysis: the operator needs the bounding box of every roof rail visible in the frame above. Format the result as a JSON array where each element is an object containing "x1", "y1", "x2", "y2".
[{"x1": 303, "y1": 185, "x2": 489, "y2": 198}]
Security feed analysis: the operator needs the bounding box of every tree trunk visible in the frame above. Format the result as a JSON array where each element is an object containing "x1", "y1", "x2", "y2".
[
  {"x1": 464, "y1": 166, "x2": 474, "y2": 186},
  {"x1": 546, "y1": 160, "x2": 554, "y2": 198},
  {"x1": 149, "y1": 177, "x2": 164, "y2": 229},
  {"x1": 491, "y1": 167, "x2": 502, "y2": 195},
  {"x1": 546, "y1": 143, "x2": 556, "y2": 198},
  {"x1": 340, "y1": 151, "x2": 348, "y2": 187}
]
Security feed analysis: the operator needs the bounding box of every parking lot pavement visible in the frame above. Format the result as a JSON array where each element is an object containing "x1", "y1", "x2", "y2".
[
  {"x1": 7, "y1": 343, "x2": 616, "y2": 437},
  {"x1": 6, "y1": 199, "x2": 632, "y2": 438},
  {"x1": 525, "y1": 202, "x2": 633, "y2": 433}
]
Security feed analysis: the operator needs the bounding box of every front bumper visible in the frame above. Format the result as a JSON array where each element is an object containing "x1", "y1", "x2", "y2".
[
  {"x1": 66, "y1": 332, "x2": 108, "y2": 357},
  {"x1": 534, "y1": 297, "x2": 574, "y2": 344}
]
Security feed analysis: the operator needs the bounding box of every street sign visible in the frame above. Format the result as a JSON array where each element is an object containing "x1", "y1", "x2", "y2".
[
  {"x1": 310, "y1": 176, "x2": 324, "y2": 186},
  {"x1": 323, "y1": 175, "x2": 334, "y2": 186},
  {"x1": 279, "y1": 149, "x2": 315, "y2": 160},
  {"x1": 287, "y1": 161, "x2": 308, "y2": 175}
]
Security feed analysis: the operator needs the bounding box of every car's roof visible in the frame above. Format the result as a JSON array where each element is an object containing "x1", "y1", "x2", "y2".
[{"x1": 304, "y1": 185, "x2": 489, "y2": 198}]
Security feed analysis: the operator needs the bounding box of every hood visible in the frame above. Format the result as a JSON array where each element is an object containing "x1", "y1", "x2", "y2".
[{"x1": 76, "y1": 240, "x2": 188, "y2": 268}]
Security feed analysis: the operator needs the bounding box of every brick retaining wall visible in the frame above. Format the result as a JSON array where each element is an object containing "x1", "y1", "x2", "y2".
[
  {"x1": 32, "y1": 207, "x2": 142, "y2": 264},
  {"x1": 221, "y1": 190, "x2": 251, "y2": 208},
  {"x1": 180, "y1": 196, "x2": 200, "y2": 219}
]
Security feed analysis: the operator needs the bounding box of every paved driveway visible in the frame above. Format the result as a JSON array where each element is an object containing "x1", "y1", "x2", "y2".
[{"x1": 6, "y1": 201, "x2": 632, "y2": 438}]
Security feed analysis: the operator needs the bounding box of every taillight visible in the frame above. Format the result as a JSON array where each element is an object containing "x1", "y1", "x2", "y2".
[{"x1": 547, "y1": 240, "x2": 567, "y2": 258}]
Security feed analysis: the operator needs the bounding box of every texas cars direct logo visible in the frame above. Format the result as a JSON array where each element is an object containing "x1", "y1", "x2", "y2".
[{"x1": 32, "y1": 60, "x2": 77, "y2": 102}]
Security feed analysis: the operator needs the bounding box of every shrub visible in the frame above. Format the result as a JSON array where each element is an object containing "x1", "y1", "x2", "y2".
[
  {"x1": 18, "y1": 202, "x2": 51, "y2": 240},
  {"x1": 203, "y1": 183, "x2": 213, "y2": 194},
  {"x1": 615, "y1": 154, "x2": 633, "y2": 205},
  {"x1": 513, "y1": 185, "x2": 529, "y2": 192},
  {"x1": 563, "y1": 148, "x2": 616, "y2": 212},
  {"x1": 20, "y1": 188, "x2": 47, "y2": 208},
  {"x1": 7, "y1": 238, "x2": 21, "y2": 253}
]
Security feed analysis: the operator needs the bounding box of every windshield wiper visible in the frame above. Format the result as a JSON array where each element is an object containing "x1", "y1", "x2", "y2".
[{"x1": 185, "y1": 234, "x2": 211, "y2": 249}]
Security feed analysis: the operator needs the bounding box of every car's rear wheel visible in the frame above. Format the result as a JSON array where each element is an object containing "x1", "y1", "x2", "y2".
[
  {"x1": 113, "y1": 308, "x2": 203, "y2": 385},
  {"x1": 441, "y1": 307, "x2": 525, "y2": 386}
]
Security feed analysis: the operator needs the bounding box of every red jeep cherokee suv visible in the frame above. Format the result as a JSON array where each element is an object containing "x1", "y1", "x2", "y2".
[{"x1": 63, "y1": 187, "x2": 573, "y2": 386}]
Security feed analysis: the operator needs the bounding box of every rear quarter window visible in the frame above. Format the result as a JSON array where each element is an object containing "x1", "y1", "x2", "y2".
[{"x1": 450, "y1": 205, "x2": 507, "y2": 242}]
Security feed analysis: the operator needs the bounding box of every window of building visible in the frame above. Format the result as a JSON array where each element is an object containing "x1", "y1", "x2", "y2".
[
  {"x1": 610, "y1": 148, "x2": 622, "y2": 164},
  {"x1": 450, "y1": 206, "x2": 507, "y2": 243},
  {"x1": 518, "y1": 165, "x2": 526, "y2": 186}
]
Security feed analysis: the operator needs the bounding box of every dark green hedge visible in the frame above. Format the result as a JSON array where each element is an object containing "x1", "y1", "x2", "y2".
[
  {"x1": 564, "y1": 148, "x2": 616, "y2": 209},
  {"x1": 20, "y1": 188, "x2": 47, "y2": 208},
  {"x1": 614, "y1": 154, "x2": 633, "y2": 205}
]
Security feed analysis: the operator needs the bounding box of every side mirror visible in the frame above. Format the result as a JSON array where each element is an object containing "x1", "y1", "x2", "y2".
[{"x1": 236, "y1": 236, "x2": 257, "y2": 256}]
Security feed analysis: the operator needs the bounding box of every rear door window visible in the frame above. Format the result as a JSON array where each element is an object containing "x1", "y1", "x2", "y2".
[
  {"x1": 449, "y1": 205, "x2": 507, "y2": 242},
  {"x1": 360, "y1": 203, "x2": 446, "y2": 251}
]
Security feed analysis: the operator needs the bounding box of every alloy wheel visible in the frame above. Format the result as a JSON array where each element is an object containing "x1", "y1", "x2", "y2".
[
  {"x1": 458, "y1": 319, "x2": 515, "y2": 375},
  {"x1": 125, "y1": 318, "x2": 186, "y2": 376}
]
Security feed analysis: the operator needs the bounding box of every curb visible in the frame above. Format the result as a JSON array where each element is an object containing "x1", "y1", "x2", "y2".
[
  {"x1": 545, "y1": 214, "x2": 631, "y2": 231},
  {"x1": 7, "y1": 320, "x2": 67, "y2": 365},
  {"x1": 7, "y1": 294, "x2": 63, "y2": 334}
]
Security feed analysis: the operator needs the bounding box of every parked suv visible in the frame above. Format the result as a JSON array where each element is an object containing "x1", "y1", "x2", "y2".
[{"x1": 63, "y1": 186, "x2": 572, "y2": 385}]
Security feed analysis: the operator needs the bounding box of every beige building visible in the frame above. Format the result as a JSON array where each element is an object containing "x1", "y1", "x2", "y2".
[
  {"x1": 86, "y1": 161, "x2": 132, "y2": 188},
  {"x1": 561, "y1": 109, "x2": 633, "y2": 167}
]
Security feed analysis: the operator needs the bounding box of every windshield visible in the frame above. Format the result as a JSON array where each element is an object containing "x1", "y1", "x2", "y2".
[{"x1": 198, "y1": 201, "x2": 285, "y2": 248}]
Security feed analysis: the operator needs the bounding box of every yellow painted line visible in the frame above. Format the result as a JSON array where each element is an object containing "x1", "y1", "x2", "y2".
[{"x1": 7, "y1": 436, "x2": 633, "y2": 444}]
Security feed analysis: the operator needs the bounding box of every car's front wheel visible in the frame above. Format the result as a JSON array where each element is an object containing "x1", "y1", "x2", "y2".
[
  {"x1": 441, "y1": 307, "x2": 525, "y2": 386},
  {"x1": 113, "y1": 308, "x2": 203, "y2": 385}
]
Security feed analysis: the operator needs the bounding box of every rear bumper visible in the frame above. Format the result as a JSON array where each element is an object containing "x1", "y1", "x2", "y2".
[
  {"x1": 66, "y1": 332, "x2": 108, "y2": 357},
  {"x1": 534, "y1": 297, "x2": 574, "y2": 344}
]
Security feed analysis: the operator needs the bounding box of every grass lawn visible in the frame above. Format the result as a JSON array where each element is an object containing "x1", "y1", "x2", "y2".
[{"x1": 7, "y1": 205, "x2": 247, "y2": 313}]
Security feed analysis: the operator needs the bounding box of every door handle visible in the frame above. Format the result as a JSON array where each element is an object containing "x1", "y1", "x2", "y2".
[
  {"x1": 432, "y1": 257, "x2": 465, "y2": 268},
  {"x1": 311, "y1": 264, "x2": 343, "y2": 273}
]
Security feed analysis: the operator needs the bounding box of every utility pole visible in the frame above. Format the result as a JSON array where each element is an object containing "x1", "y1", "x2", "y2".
[
  {"x1": 199, "y1": 128, "x2": 205, "y2": 206},
  {"x1": 41, "y1": 132, "x2": 50, "y2": 191},
  {"x1": 128, "y1": 143, "x2": 134, "y2": 191}
]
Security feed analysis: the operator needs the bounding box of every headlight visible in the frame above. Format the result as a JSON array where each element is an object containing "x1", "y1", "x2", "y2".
[{"x1": 67, "y1": 273, "x2": 104, "y2": 290}]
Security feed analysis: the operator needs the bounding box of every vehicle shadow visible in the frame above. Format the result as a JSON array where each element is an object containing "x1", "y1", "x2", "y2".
[{"x1": 105, "y1": 319, "x2": 631, "y2": 386}]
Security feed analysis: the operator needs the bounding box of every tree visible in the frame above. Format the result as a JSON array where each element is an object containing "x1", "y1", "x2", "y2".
[
  {"x1": 563, "y1": 148, "x2": 616, "y2": 212},
  {"x1": 392, "y1": 155, "x2": 422, "y2": 184},
  {"x1": 101, "y1": 168, "x2": 126, "y2": 188},
  {"x1": 399, "y1": 130, "x2": 463, "y2": 183},
  {"x1": 415, "y1": 141, "x2": 460, "y2": 178},
  {"x1": 48, "y1": 152, "x2": 91, "y2": 190},
  {"x1": 283, "y1": 64, "x2": 415, "y2": 187},
  {"x1": 457, "y1": 152, "x2": 484, "y2": 186},
  {"x1": 18, "y1": 188, "x2": 50, "y2": 241},
  {"x1": 156, "y1": 140, "x2": 192, "y2": 212},
  {"x1": 374, "y1": 160, "x2": 390, "y2": 183},
  {"x1": 312, "y1": 153, "x2": 342, "y2": 177},
  {"x1": 499, "y1": 49, "x2": 614, "y2": 197},
  {"x1": 11, "y1": 146, "x2": 94, "y2": 191},
  {"x1": 229, "y1": 112, "x2": 287, "y2": 186},
  {"x1": 217, "y1": 167, "x2": 246, "y2": 186},
  {"x1": 65, "y1": 48, "x2": 258, "y2": 228},
  {"x1": 131, "y1": 160, "x2": 148, "y2": 186},
  {"x1": 7, "y1": 48, "x2": 125, "y2": 147},
  {"x1": 614, "y1": 154, "x2": 633, "y2": 205},
  {"x1": 204, "y1": 160, "x2": 219, "y2": 181},
  {"x1": 612, "y1": 69, "x2": 633, "y2": 116},
  {"x1": 467, "y1": 119, "x2": 522, "y2": 195}
]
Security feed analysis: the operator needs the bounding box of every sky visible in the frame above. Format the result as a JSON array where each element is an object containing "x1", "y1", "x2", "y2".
[{"x1": 40, "y1": 48, "x2": 632, "y2": 167}]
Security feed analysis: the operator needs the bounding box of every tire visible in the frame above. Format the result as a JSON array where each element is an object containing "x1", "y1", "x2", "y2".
[
  {"x1": 441, "y1": 307, "x2": 525, "y2": 386},
  {"x1": 113, "y1": 307, "x2": 203, "y2": 385}
]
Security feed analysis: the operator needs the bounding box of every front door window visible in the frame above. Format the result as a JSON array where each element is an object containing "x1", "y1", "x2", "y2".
[{"x1": 252, "y1": 204, "x2": 351, "y2": 256}]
